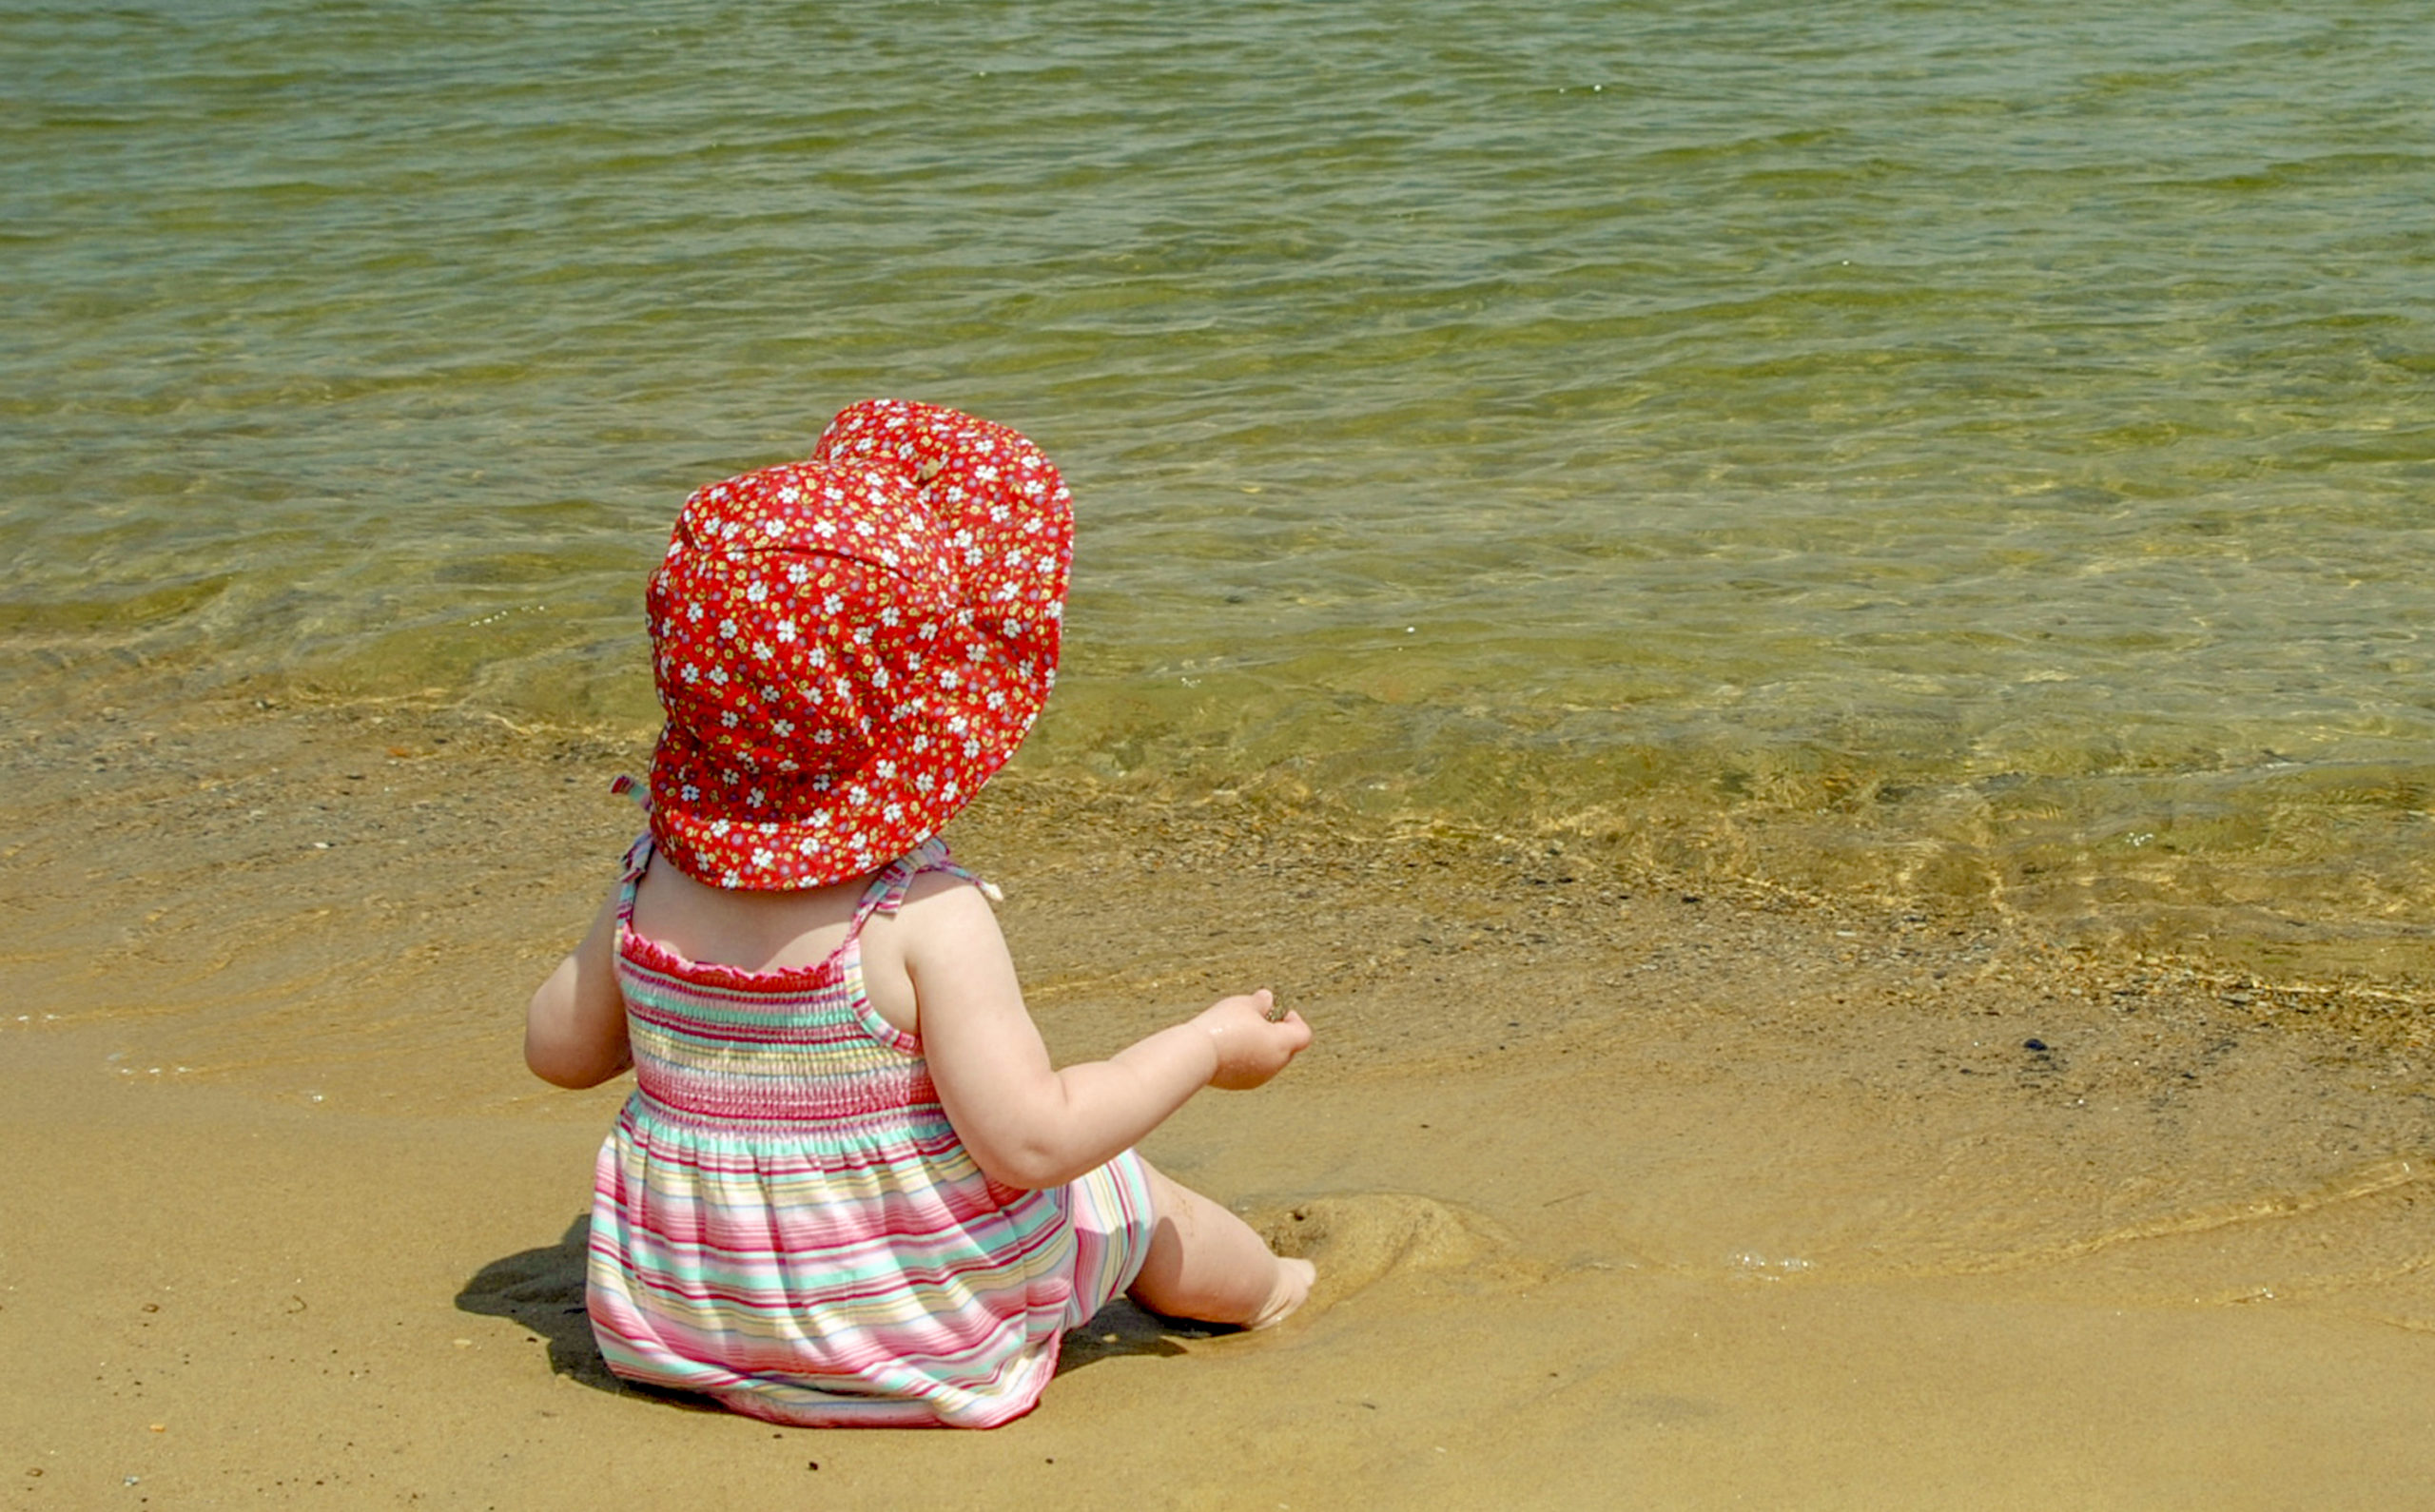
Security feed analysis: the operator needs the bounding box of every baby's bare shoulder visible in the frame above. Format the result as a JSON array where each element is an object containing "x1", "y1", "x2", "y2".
[
  {"x1": 892, "y1": 868, "x2": 1004, "y2": 948},
  {"x1": 863, "y1": 868, "x2": 1018, "y2": 1031}
]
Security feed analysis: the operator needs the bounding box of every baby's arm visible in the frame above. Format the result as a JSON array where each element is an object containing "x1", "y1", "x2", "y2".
[
  {"x1": 523, "y1": 885, "x2": 633, "y2": 1089},
  {"x1": 902, "y1": 880, "x2": 1310, "y2": 1191}
]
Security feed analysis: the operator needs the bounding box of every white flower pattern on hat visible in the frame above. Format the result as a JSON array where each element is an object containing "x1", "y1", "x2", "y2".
[{"x1": 643, "y1": 399, "x2": 1073, "y2": 889}]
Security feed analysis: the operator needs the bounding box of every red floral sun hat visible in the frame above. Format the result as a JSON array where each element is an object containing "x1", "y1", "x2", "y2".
[{"x1": 642, "y1": 398, "x2": 1074, "y2": 889}]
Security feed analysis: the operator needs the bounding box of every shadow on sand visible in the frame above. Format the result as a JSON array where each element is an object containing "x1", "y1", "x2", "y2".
[
  {"x1": 456, "y1": 1213, "x2": 1196, "y2": 1408},
  {"x1": 454, "y1": 1214, "x2": 701, "y2": 1405}
]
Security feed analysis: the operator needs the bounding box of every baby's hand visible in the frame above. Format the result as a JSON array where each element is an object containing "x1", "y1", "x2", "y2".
[{"x1": 1196, "y1": 989, "x2": 1312, "y2": 1091}]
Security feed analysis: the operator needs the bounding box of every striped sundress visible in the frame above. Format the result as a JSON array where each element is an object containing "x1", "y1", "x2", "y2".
[{"x1": 585, "y1": 835, "x2": 1158, "y2": 1428}]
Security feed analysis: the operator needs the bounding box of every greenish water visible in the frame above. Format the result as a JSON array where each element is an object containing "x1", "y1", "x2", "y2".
[{"x1": 7, "y1": 1, "x2": 2434, "y2": 967}]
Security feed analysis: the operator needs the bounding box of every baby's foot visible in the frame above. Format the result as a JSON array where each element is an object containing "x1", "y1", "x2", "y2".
[{"x1": 1243, "y1": 1257, "x2": 1316, "y2": 1331}]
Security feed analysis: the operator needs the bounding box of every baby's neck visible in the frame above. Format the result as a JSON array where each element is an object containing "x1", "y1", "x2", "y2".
[{"x1": 630, "y1": 852, "x2": 879, "y2": 974}]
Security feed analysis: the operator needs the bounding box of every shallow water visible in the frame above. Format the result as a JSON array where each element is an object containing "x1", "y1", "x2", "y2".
[{"x1": 7, "y1": 0, "x2": 2434, "y2": 966}]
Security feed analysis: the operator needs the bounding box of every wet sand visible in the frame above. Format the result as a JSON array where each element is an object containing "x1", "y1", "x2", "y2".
[{"x1": 9, "y1": 697, "x2": 2435, "y2": 1508}]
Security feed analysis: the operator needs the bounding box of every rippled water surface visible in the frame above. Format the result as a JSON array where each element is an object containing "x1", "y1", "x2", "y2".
[{"x1": 7, "y1": 0, "x2": 2434, "y2": 964}]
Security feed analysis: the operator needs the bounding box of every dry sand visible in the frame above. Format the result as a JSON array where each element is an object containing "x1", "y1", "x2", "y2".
[{"x1": 8, "y1": 697, "x2": 2435, "y2": 1508}]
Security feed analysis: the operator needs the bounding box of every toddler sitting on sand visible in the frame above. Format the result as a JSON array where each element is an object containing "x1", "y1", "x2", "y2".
[{"x1": 523, "y1": 399, "x2": 1315, "y2": 1427}]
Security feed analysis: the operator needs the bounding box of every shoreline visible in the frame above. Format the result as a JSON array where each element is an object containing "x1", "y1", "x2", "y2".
[
  {"x1": 10, "y1": 688, "x2": 2428, "y2": 1054},
  {"x1": 15, "y1": 645, "x2": 2435, "y2": 988},
  {"x1": 9, "y1": 698, "x2": 2435, "y2": 1506}
]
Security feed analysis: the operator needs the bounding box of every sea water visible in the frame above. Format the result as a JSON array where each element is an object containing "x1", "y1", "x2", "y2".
[{"x1": 6, "y1": 0, "x2": 2433, "y2": 968}]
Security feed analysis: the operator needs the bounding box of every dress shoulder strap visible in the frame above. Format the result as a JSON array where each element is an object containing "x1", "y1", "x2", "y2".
[
  {"x1": 840, "y1": 838, "x2": 995, "y2": 946},
  {"x1": 608, "y1": 776, "x2": 656, "y2": 925},
  {"x1": 614, "y1": 833, "x2": 654, "y2": 923}
]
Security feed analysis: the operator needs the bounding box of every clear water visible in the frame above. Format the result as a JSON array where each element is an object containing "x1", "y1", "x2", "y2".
[{"x1": 7, "y1": 0, "x2": 2434, "y2": 965}]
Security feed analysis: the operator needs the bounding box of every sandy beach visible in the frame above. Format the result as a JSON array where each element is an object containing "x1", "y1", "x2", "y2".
[{"x1": 9, "y1": 696, "x2": 2435, "y2": 1509}]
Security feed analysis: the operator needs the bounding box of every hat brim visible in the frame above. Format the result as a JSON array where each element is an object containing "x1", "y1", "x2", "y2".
[{"x1": 647, "y1": 660, "x2": 1052, "y2": 889}]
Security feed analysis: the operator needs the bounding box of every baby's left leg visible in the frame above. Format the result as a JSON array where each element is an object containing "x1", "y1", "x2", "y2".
[{"x1": 1127, "y1": 1159, "x2": 1314, "y2": 1330}]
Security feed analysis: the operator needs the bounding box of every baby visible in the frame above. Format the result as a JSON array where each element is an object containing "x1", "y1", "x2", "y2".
[{"x1": 524, "y1": 398, "x2": 1315, "y2": 1427}]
